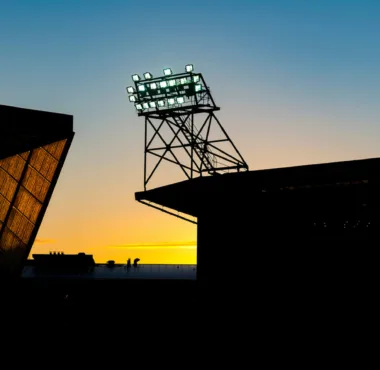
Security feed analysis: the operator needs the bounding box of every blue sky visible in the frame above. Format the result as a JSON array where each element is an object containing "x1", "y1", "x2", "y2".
[{"x1": 1, "y1": 0, "x2": 379, "y2": 262}]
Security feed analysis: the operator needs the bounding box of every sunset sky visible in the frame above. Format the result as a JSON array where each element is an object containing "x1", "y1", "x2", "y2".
[{"x1": 1, "y1": 0, "x2": 379, "y2": 263}]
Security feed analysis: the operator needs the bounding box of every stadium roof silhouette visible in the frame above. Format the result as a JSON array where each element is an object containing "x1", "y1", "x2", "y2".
[
  {"x1": 135, "y1": 157, "x2": 378, "y2": 218},
  {"x1": 135, "y1": 155, "x2": 379, "y2": 292},
  {"x1": 0, "y1": 104, "x2": 74, "y2": 278}
]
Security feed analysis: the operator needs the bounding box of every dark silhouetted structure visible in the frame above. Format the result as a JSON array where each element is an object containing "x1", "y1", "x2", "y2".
[
  {"x1": 30, "y1": 252, "x2": 95, "y2": 273},
  {"x1": 136, "y1": 157, "x2": 378, "y2": 294},
  {"x1": 0, "y1": 104, "x2": 74, "y2": 278},
  {"x1": 130, "y1": 67, "x2": 377, "y2": 334}
]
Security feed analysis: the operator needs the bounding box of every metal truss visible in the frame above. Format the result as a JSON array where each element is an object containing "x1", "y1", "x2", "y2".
[
  {"x1": 143, "y1": 107, "x2": 249, "y2": 190},
  {"x1": 130, "y1": 71, "x2": 249, "y2": 191}
]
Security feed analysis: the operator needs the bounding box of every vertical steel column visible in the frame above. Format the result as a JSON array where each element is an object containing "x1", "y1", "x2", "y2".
[{"x1": 144, "y1": 116, "x2": 148, "y2": 191}]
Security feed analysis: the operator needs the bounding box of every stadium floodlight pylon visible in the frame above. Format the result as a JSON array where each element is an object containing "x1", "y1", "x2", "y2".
[{"x1": 126, "y1": 64, "x2": 249, "y2": 191}]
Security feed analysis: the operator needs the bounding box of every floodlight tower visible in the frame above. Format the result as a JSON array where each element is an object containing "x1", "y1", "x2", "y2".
[{"x1": 127, "y1": 64, "x2": 249, "y2": 191}]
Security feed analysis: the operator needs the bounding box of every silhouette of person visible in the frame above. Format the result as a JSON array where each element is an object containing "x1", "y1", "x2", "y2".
[
  {"x1": 133, "y1": 258, "x2": 140, "y2": 267},
  {"x1": 127, "y1": 258, "x2": 131, "y2": 268}
]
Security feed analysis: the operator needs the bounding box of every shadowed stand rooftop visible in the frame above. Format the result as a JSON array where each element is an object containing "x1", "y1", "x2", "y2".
[{"x1": 0, "y1": 104, "x2": 74, "y2": 279}]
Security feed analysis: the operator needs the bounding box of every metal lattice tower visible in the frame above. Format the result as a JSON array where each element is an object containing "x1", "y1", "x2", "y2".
[{"x1": 127, "y1": 65, "x2": 249, "y2": 191}]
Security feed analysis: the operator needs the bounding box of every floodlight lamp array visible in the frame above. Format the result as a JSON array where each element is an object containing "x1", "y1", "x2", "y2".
[{"x1": 127, "y1": 64, "x2": 208, "y2": 113}]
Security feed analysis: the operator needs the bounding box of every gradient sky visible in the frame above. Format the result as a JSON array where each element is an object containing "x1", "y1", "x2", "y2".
[{"x1": 1, "y1": 0, "x2": 379, "y2": 263}]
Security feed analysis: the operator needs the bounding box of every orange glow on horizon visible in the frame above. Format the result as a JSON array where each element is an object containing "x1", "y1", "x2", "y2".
[{"x1": 31, "y1": 240, "x2": 197, "y2": 265}]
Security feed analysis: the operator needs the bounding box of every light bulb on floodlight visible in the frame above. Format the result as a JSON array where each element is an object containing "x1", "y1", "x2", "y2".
[
  {"x1": 132, "y1": 74, "x2": 140, "y2": 82},
  {"x1": 138, "y1": 85, "x2": 146, "y2": 92},
  {"x1": 176, "y1": 97, "x2": 185, "y2": 104},
  {"x1": 142, "y1": 102, "x2": 149, "y2": 109},
  {"x1": 159, "y1": 81, "x2": 168, "y2": 88},
  {"x1": 163, "y1": 68, "x2": 172, "y2": 76},
  {"x1": 168, "y1": 98, "x2": 175, "y2": 105},
  {"x1": 126, "y1": 86, "x2": 135, "y2": 94},
  {"x1": 129, "y1": 95, "x2": 137, "y2": 102},
  {"x1": 135, "y1": 103, "x2": 143, "y2": 110},
  {"x1": 195, "y1": 84, "x2": 202, "y2": 92},
  {"x1": 149, "y1": 101, "x2": 156, "y2": 108},
  {"x1": 180, "y1": 78, "x2": 188, "y2": 84},
  {"x1": 168, "y1": 79, "x2": 176, "y2": 87},
  {"x1": 157, "y1": 100, "x2": 165, "y2": 107},
  {"x1": 150, "y1": 83, "x2": 157, "y2": 89},
  {"x1": 193, "y1": 75, "x2": 200, "y2": 83},
  {"x1": 144, "y1": 72, "x2": 152, "y2": 79},
  {"x1": 185, "y1": 64, "x2": 193, "y2": 73}
]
